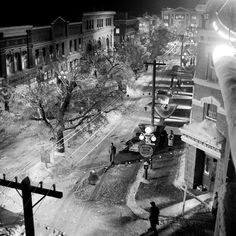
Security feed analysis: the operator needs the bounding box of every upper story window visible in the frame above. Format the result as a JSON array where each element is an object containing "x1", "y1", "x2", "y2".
[
  {"x1": 203, "y1": 103, "x2": 217, "y2": 121},
  {"x1": 106, "y1": 18, "x2": 112, "y2": 26},
  {"x1": 97, "y1": 19, "x2": 103, "y2": 28},
  {"x1": 86, "y1": 20, "x2": 94, "y2": 30},
  {"x1": 163, "y1": 15, "x2": 169, "y2": 20},
  {"x1": 69, "y1": 40, "x2": 73, "y2": 52}
]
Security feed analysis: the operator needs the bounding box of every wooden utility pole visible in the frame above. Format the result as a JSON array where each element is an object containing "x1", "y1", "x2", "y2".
[
  {"x1": 0, "y1": 175, "x2": 63, "y2": 236},
  {"x1": 180, "y1": 34, "x2": 184, "y2": 68},
  {"x1": 144, "y1": 60, "x2": 166, "y2": 126}
]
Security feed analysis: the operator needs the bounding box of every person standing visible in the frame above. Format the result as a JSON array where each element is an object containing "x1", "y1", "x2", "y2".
[
  {"x1": 168, "y1": 130, "x2": 174, "y2": 147},
  {"x1": 148, "y1": 201, "x2": 160, "y2": 234},
  {"x1": 109, "y1": 142, "x2": 116, "y2": 165},
  {"x1": 211, "y1": 192, "x2": 218, "y2": 220}
]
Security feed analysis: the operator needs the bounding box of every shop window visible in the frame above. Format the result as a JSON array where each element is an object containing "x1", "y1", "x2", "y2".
[
  {"x1": 35, "y1": 49, "x2": 39, "y2": 65},
  {"x1": 49, "y1": 45, "x2": 53, "y2": 60}
]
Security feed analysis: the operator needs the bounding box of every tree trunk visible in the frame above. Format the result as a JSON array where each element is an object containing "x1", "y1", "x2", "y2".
[{"x1": 56, "y1": 128, "x2": 65, "y2": 153}]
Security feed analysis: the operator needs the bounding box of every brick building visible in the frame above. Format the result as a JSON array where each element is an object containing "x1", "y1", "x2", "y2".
[
  {"x1": 113, "y1": 12, "x2": 139, "y2": 44},
  {"x1": 0, "y1": 11, "x2": 116, "y2": 87},
  {"x1": 161, "y1": 6, "x2": 201, "y2": 33},
  {"x1": 180, "y1": 0, "x2": 236, "y2": 235},
  {"x1": 82, "y1": 11, "x2": 115, "y2": 53}
]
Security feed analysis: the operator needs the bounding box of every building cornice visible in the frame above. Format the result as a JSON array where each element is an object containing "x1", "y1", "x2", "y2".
[{"x1": 194, "y1": 77, "x2": 220, "y2": 90}]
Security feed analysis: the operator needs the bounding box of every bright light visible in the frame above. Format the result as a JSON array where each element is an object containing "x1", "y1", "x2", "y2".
[
  {"x1": 145, "y1": 126, "x2": 152, "y2": 134},
  {"x1": 212, "y1": 21, "x2": 219, "y2": 31},
  {"x1": 212, "y1": 44, "x2": 236, "y2": 64},
  {"x1": 151, "y1": 135, "x2": 156, "y2": 142},
  {"x1": 139, "y1": 133, "x2": 145, "y2": 140}
]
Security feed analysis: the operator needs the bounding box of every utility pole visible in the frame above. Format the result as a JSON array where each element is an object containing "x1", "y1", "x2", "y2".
[
  {"x1": 144, "y1": 60, "x2": 166, "y2": 126},
  {"x1": 180, "y1": 34, "x2": 184, "y2": 68},
  {"x1": 0, "y1": 175, "x2": 63, "y2": 236}
]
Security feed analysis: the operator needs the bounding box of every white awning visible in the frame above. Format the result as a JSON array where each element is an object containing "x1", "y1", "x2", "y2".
[{"x1": 179, "y1": 119, "x2": 225, "y2": 158}]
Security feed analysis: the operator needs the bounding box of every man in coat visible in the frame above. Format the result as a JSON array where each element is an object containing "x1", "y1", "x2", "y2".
[
  {"x1": 148, "y1": 201, "x2": 160, "y2": 234},
  {"x1": 109, "y1": 142, "x2": 116, "y2": 165}
]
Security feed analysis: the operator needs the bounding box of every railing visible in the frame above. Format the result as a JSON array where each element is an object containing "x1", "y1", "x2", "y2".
[{"x1": 176, "y1": 184, "x2": 212, "y2": 215}]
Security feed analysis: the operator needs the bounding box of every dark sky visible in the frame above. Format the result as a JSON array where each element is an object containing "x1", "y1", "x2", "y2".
[{"x1": 0, "y1": 0, "x2": 200, "y2": 27}]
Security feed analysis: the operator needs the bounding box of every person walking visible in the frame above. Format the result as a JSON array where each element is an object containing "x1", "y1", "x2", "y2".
[
  {"x1": 148, "y1": 201, "x2": 160, "y2": 234},
  {"x1": 109, "y1": 142, "x2": 116, "y2": 165},
  {"x1": 168, "y1": 130, "x2": 174, "y2": 147}
]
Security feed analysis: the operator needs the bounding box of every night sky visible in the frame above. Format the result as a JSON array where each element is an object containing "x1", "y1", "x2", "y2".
[{"x1": 0, "y1": 0, "x2": 200, "y2": 27}]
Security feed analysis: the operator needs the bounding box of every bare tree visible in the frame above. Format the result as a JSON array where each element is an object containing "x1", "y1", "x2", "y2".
[{"x1": 14, "y1": 53, "x2": 133, "y2": 153}]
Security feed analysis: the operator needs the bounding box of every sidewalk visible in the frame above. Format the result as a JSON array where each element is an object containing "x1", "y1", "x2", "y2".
[{"x1": 124, "y1": 145, "x2": 213, "y2": 234}]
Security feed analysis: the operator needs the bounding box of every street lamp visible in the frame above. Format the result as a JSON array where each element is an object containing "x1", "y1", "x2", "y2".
[
  {"x1": 212, "y1": 44, "x2": 236, "y2": 65},
  {"x1": 139, "y1": 126, "x2": 156, "y2": 145}
]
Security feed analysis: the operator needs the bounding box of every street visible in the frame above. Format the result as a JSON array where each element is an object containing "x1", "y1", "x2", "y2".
[{"x1": 0, "y1": 68, "x2": 192, "y2": 236}]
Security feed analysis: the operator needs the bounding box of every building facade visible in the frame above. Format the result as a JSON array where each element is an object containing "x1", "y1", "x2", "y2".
[
  {"x1": 82, "y1": 11, "x2": 116, "y2": 53},
  {"x1": 113, "y1": 12, "x2": 139, "y2": 45},
  {"x1": 0, "y1": 11, "x2": 116, "y2": 87},
  {"x1": 180, "y1": 0, "x2": 236, "y2": 235},
  {"x1": 161, "y1": 7, "x2": 201, "y2": 32}
]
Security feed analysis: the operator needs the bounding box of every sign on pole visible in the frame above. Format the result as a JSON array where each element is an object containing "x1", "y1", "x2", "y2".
[{"x1": 139, "y1": 144, "x2": 153, "y2": 158}]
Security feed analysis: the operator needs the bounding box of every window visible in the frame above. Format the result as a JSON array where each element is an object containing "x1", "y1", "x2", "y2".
[
  {"x1": 78, "y1": 38, "x2": 82, "y2": 48},
  {"x1": 86, "y1": 20, "x2": 94, "y2": 29},
  {"x1": 106, "y1": 18, "x2": 112, "y2": 26},
  {"x1": 97, "y1": 19, "x2": 103, "y2": 28},
  {"x1": 115, "y1": 28, "x2": 120, "y2": 34},
  {"x1": 61, "y1": 42, "x2": 65, "y2": 55},
  {"x1": 204, "y1": 157, "x2": 210, "y2": 175},
  {"x1": 42, "y1": 48, "x2": 46, "y2": 63},
  {"x1": 203, "y1": 103, "x2": 217, "y2": 121},
  {"x1": 74, "y1": 39, "x2": 77, "y2": 51},
  {"x1": 163, "y1": 15, "x2": 169, "y2": 20},
  {"x1": 35, "y1": 49, "x2": 39, "y2": 65},
  {"x1": 49, "y1": 45, "x2": 53, "y2": 60},
  {"x1": 191, "y1": 15, "x2": 197, "y2": 20},
  {"x1": 69, "y1": 40, "x2": 72, "y2": 52},
  {"x1": 56, "y1": 44, "x2": 59, "y2": 56}
]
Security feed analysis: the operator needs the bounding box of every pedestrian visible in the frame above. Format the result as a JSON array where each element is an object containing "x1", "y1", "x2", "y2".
[
  {"x1": 109, "y1": 142, "x2": 116, "y2": 165},
  {"x1": 211, "y1": 192, "x2": 218, "y2": 220},
  {"x1": 148, "y1": 201, "x2": 160, "y2": 234},
  {"x1": 168, "y1": 130, "x2": 174, "y2": 147}
]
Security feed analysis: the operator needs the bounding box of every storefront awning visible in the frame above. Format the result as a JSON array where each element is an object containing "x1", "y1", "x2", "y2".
[{"x1": 179, "y1": 119, "x2": 225, "y2": 159}]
